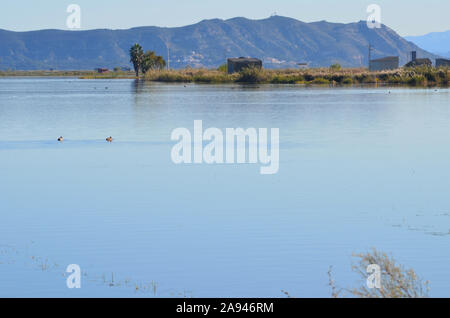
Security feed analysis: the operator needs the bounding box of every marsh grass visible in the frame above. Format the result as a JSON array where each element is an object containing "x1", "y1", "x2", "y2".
[
  {"x1": 144, "y1": 68, "x2": 238, "y2": 83},
  {"x1": 2, "y1": 66, "x2": 449, "y2": 86},
  {"x1": 143, "y1": 66, "x2": 449, "y2": 86}
]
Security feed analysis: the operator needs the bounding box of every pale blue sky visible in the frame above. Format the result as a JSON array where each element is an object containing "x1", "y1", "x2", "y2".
[{"x1": 0, "y1": 0, "x2": 448, "y2": 36}]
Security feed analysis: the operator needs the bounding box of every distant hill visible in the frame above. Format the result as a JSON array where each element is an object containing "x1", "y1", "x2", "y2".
[
  {"x1": 0, "y1": 16, "x2": 439, "y2": 70},
  {"x1": 405, "y1": 30, "x2": 450, "y2": 58}
]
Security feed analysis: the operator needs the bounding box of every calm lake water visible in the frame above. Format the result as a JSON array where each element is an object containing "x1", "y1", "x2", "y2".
[{"x1": 0, "y1": 78, "x2": 449, "y2": 297}]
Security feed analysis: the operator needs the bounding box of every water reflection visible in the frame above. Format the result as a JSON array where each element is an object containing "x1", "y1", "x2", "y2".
[{"x1": 0, "y1": 78, "x2": 449, "y2": 297}]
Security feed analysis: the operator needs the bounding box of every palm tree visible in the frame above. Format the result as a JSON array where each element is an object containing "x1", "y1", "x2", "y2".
[
  {"x1": 155, "y1": 55, "x2": 166, "y2": 71},
  {"x1": 141, "y1": 51, "x2": 156, "y2": 74},
  {"x1": 141, "y1": 51, "x2": 166, "y2": 74},
  {"x1": 129, "y1": 43, "x2": 144, "y2": 77}
]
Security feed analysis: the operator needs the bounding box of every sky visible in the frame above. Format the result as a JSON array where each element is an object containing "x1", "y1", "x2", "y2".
[{"x1": 0, "y1": 0, "x2": 449, "y2": 36}]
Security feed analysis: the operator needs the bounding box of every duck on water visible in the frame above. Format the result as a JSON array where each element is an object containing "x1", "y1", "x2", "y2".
[{"x1": 57, "y1": 136, "x2": 113, "y2": 142}]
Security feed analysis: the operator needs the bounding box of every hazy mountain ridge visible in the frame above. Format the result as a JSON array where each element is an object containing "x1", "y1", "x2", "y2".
[
  {"x1": 405, "y1": 30, "x2": 450, "y2": 58},
  {"x1": 0, "y1": 16, "x2": 439, "y2": 70}
]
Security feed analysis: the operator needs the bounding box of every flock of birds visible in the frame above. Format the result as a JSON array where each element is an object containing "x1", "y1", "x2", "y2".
[{"x1": 57, "y1": 136, "x2": 113, "y2": 142}]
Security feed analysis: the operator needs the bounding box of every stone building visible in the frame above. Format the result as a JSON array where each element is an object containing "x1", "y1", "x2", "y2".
[
  {"x1": 436, "y1": 58, "x2": 450, "y2": 67},
  {"x1": 369, "y1": 56, "x2": 399, "y2": 71},
  {"x1": 404, "y1": 51, "x2": 432, "y2": 67}
]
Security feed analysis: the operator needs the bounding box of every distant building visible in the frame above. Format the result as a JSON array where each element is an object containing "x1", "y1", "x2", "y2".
[
  {"x1": 436, "y1": 58, "x2": 450, "y2": 68},
  {"x1": 96, "y1": 68, "x2": 109, "y2": 73},
  {"x1": 404, "y1": 51, "x2": 432, "y2": 67},
  {"x1": 404, "y1": 58, "x2": 432, "y2": 67},
  {"x1": 369, "y1": 56, "x2": 399, "y2": 71},
  {"x1": 227, "y1": 57, "x2": 262, "y2": 74}
]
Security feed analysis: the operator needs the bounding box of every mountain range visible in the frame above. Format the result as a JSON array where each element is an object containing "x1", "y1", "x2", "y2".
[
  {"x1": 405, "y1": 30, "x2": 450, "y2": 58},
  {"x1": 0, "y1": 16, "x2": 440, "y2": 70}
]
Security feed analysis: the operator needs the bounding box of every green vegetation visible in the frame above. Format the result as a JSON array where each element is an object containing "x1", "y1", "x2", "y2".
[
  {"x1": 312, "y1": 77, "x2": 330, "y2": 85},
  {"x1": 1, "y1": 65, "x2": 449, "y2": 87},
  {"x1": 236, "y1": 65, "x2": 268, "y2": 83},
  {"x1": 217, "y1": 63, "x2": 228, "y2": 73},
  {"x1": 328, "y1": 248, "x2": 430, "y2": 298},
  {"x1": 129, "y1": 43, "x2": 166, "y2": 76},
  {"x1": 141, "y1": 50, "x2": 166, "y2": 74},
  {"x1": 144, "y1": 68, "x2": 236, "y2": 83},
  {"x1": 330, "y1": 63, "x2": 342, "y2": 71},
  {"x1": 142, "y1": 65, "x2": 449, "y2": 86}
]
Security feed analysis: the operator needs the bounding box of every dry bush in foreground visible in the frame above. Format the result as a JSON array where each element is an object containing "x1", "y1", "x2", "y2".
[{"x1": 328, "y1": 248, "x2": 429, "y2": 298}]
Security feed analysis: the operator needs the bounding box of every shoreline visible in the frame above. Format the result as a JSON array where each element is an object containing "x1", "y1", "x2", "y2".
[{"x1": 1, "y1": 67, "x2": 449, "y2": 87}]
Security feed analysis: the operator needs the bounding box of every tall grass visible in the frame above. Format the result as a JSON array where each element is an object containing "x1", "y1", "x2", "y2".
[
  {"x1": 143, "y1": 66, "x2": 449, "y2": 86},
  {"x1": 144, "y1": 68, "x2": 238, "y2": 83},
  {"x1": 2, "y1": 66, "x2": 449, "y2": 86}
]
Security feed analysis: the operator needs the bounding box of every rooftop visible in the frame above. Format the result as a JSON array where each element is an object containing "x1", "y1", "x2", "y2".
[
  {"x1": 227, "y1": 57, "x2": 262, "y2": 63},
  {"x1": 370, "y1": 56, "x2": 399, "y2": 62}
]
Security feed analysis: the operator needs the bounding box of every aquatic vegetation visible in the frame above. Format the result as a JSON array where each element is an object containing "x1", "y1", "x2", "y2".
[
  {"x1": 0, "y1": 243, "x2": 186, "y2": 296},
  {"x1": 312, "y1": 77, "x2": 330, "y2": 85}
]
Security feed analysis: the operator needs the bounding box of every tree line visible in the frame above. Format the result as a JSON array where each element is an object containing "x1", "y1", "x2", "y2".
[{"x1": 129, "y1": 43, "x2": 166, "y2": 77}]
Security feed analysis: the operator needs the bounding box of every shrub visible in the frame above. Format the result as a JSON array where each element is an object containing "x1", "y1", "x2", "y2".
[
  {"x1": 342, "y1": 77, "x2": 353, "y2": 85},
  {"x1": 328, "y1": 248, "x2": 429, "y2": 298},
  {"x1": 407, "y1": 75, "x2": 426, "y2": 86},
  {"x1": 330, "y1": 63, "x2": 342, "y2": 71},
  {"x1": 312, "y1": 77, "x2": 330, "y2": 84},
  {"x1": 386, "y1": 75, "x2": 403, "y2": 84},
  {"x1": 329, "y1": 75, "x2": 345, "y2": 83},
  {"x1": 355, "y1": 74, "x2": 376, "y2": 83},
  {"x1": 193, "y1": 72, "x2": 231, "y2": 83},
  {"x1": 304, "y1": 74, "x2": 314, "y2": 82},
  {"x1": 270, "y1": 74, "x2": 304, "y2": 84},
  {"x1": 217, "y1": 64, "x2": 228, "y2": 73},
  {"x1": 148, "y1": 70, "x2": 192, "y2": 82},
  {"x1": 236, "y1": 66, "x2": 267, "y2": 83}
]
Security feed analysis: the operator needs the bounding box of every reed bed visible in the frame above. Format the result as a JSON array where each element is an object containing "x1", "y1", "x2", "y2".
[
  {"x1": 144, "y1": 66, "x2": 449, "y2": 86},
  {"x1": 1, "y1": 66, "x2": 448, "y2": 86}
]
